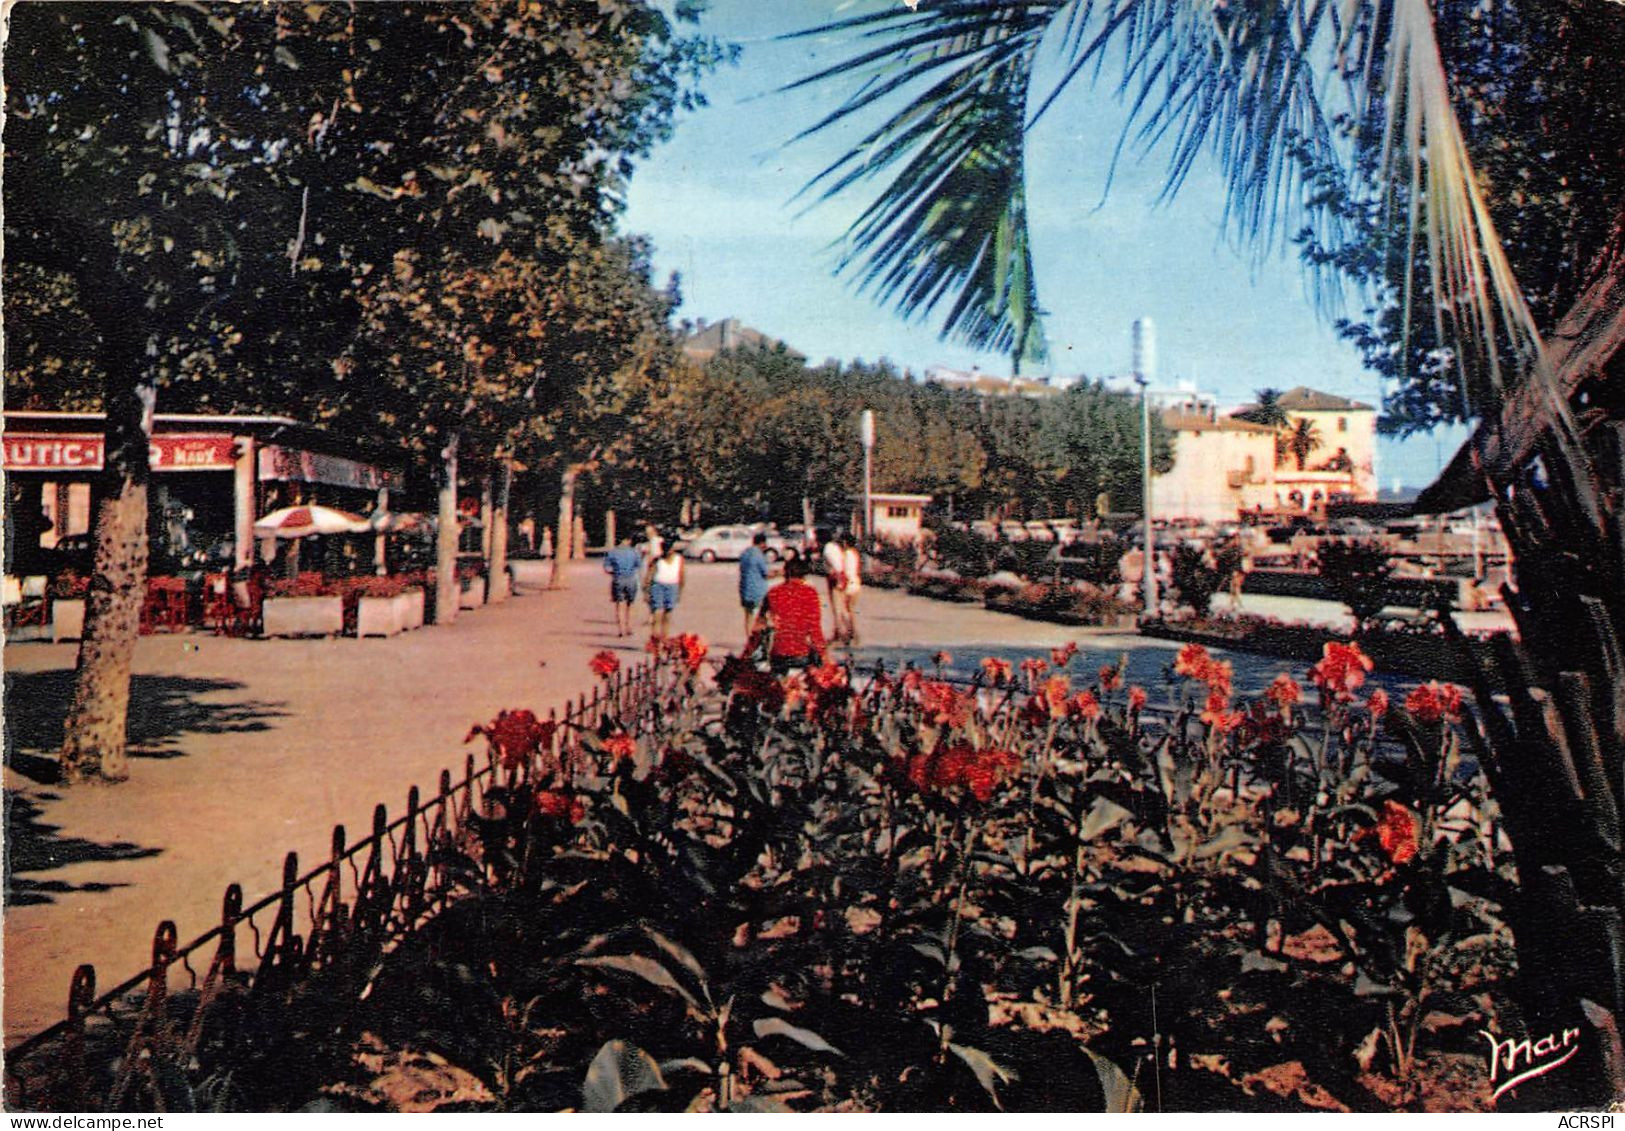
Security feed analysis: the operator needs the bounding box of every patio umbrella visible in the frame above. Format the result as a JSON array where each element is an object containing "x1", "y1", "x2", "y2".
[{"x1": 253, "y1": 505, "x2": 372, "y2": 539}]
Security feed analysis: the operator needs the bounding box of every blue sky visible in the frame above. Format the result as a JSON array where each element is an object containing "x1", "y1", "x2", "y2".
[{"x1": 620, "y1": 1, "x2": 1469, "y2": 488}]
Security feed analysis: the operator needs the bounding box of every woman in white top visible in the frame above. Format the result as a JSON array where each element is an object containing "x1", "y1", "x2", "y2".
[
  {"x1": 646, "y1": 543, "x2": 684, "y2": 643},
  {"x1": 822, "y1": 536, "x2": 849, "y2": 642},
  {"x1": 838, "y1": 535, "x2": 863, "y2": 646}
]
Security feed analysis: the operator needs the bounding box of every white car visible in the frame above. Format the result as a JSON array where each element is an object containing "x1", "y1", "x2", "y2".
[{"x1": 684, "y1": 525, "x2": 787, "y2": 563}]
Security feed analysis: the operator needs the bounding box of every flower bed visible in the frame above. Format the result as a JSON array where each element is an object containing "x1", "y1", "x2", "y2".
[
  {"x1": 262, "y1": 638, "x2": 1518, "y2": 1111},
  {"x1": 1144, "y1": 614, "x2": 1509, "y2": 688},
  {"x1": 983, "y1": 580, "x2": 1137, "y2": 627}
]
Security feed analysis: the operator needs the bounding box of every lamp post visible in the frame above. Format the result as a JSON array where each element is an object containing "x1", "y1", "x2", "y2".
[
  {"x1": 1133, "y1": 318, "x2": 1157, "y2": 617},
  {"x1": 860, "y1": 409, "x2": 875, "y2": 545}
]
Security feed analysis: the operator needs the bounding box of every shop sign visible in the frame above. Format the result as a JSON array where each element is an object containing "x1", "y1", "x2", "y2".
[
  {"x1": 4, "y1": 432, "x2": 241, "y2": 473},
  {"x1": 258, "y1": 444, "x2": 403, "y2": 491},
  {"x1": 151, "y1": 434, "x2": 237, "y2": 471},
  {"x1": 3, "y1": 433, "x2": 104, "y2": 470}
]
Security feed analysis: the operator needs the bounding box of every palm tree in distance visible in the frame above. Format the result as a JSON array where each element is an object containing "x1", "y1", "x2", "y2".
[
  {"x1": 786, "y1": 0, "x2": 1625, "y2": 1100},
  {"x1": 1233, "y1": 388, "x2": 1289, "y2": 429},
  {"x1": 1286, "y1": 418, "x2": 1324, "y2": 471}
]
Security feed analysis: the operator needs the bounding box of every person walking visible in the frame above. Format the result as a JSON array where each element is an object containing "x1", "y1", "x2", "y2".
[
  {"x1": 646, "y1": 538, "x2": 684, "y2": 644},
  {"x1": 602, "y1": 533, "x2": 643, "y2": 637},
  {"x1": 822, "y1": 533, "x2": 849, "y2": 642},
  {"x1": 763, "y1": 557, "x2": 828, "y2": 672},
  {"x1": 836, "y1": 533, "x2": 863, "y2": 647},
  {"x1": 738, "y1": 531, "x2": 773, "y2": 642}
]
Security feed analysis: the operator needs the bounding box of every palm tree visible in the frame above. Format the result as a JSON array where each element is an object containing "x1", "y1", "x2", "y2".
[
  {"x1": 1286, "y1": 418, "x2": 1324, "y2": 470},
  {"x1": 789, "y1": 0, "x2": 1625, "y2": 1100},
  {"x1": 1234, "y1": 388, "x2": 1290, "y2": 429}
]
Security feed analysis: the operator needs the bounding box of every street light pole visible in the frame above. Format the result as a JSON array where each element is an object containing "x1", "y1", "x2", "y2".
[
  {"x1": 1133, "y1": 318, "x2": 1157, "y2": 618},
  {"x1": 860, "y1": 409, "x2": 875, "y2": 545}
]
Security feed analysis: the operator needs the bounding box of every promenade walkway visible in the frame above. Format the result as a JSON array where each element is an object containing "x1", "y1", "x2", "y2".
[{"x1": 2, "y1": 559, "x2": 1437, "y2": 1042}]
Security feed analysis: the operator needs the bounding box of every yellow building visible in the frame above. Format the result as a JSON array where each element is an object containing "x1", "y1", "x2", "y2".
[
  {"x1": 1152, "y1": 407, "x2": 1279, "y2": 522},
  {"x1": 1151, "y1": 386, "x2": 1379, "y2": 522},
  {"x1": 1273, "y1": 386, "x2": 1378, "y2": 503}
]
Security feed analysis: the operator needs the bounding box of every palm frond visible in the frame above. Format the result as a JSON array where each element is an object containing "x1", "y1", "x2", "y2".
[
  {"x1": 789, "y1": 0, "x2": 1569, "y2": 429},
  {"x1": 784, "y1": 2, "x2": 1065, "y2": 362}
]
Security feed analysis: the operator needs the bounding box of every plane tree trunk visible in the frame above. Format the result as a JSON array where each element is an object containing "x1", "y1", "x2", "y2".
[
  {"x1": 435, "y1": 432, "x2": 460, "y2": 625},
  {"x1": 59, "y1": 325, "x2": 156, "y2": 784}
]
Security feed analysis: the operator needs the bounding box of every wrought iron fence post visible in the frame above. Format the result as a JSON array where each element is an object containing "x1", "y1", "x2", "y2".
[{"x1": 61, "y1": 964, "x2": 95, "y2": 1109}]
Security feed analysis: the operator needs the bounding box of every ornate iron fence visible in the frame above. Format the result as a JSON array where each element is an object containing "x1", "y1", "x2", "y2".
[{"x1": 4, "y1": 656, "x2": 670, "y2": 1111}]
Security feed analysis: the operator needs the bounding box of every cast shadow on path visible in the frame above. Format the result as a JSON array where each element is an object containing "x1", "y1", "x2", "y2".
[
  {"x1": 4, "y1": 671, "x2": 289, "y2": 786},
  {"x1": 2, "y1": 792, "x2": 160, "y2": 908}
]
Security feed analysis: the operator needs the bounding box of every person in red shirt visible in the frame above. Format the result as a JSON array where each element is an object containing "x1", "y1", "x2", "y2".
[{"x1": 762, "y1": 557, "x2": 827, "y2": 672}]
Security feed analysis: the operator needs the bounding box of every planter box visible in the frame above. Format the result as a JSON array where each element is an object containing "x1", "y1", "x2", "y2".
[
  {"x1": 51, "y1": 598, "x2": 86, "y2": 642},
  {"x1": 459, "y1": 577, "x2": 486, "y2": 609},
  {"x1": 262, "y1": 595, "x2": 344, "y2": 638},
  {"x1": 400, "y1": 587, "x2": 425, "y2": 630},
  {"x1": 356, "y1": 589, "x2": 426, "y2": 637},
  {"x1": 357, "y1": 595, "x2": 400, "y2": 638}
]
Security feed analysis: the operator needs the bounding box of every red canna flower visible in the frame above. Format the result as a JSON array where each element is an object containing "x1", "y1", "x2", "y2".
[
  {"x1": 589, "y1": 650, "x2": 621, "y2": 678},
  {"x1": 663, "y1": 633, "x2": 708, "y2": 671},
  {"x1": 1405, "y1": 681, "x2": 1462, "y2": 724},
  {"x1": 919, "y1": 680, "x2": 971, "y2": 728},
  {"x1": 932, "y1": 650, "x2": 953, "y2": 667},
  {"x1": 1309, "y1": 641, "x2": 1374, "y2": 701},
  {"x1": 1367, "y1": 800, "x2": 1420, "y2": 865},
  {"x1": 900, "y1": 668, "x2": 924, "y2": 693},
  {"x1": 1019, "y1": 657, "x2": 1050, "y2": 687},
  {"x1": 534, "y1": 788, "x2": 585, "y2": 824},
  {"x1": 1265, "y1": 672, "x2": 1303, "y2": 710},
  {"x1": 909, "y1": 742, "x2": 1019, "y2": 802},
  {"x1": 1127, "y1": 686, "x2": 1148, "y2": 713},
  {"x1": 1200, "y1": 690, "x2": 1243, "y2": 734},
  {"x1": 602, "y1": 732, "x2": 637, "y2": 763},
  {"x1": 1042, "y1": 674, "x2": 1072, "y2": 718},
  {"x1": 1367, "y1": 688, "x2": 1390, "y2": 718},
  {"x1": 1174, "y1": 643, "x2": 1212, "y2": 680},
  {"x1": 1051, "y1": 641, "x2": 1079, "y2": 668},
  {"x1": 1098, "y1": 664, "x2": 1122, "y2": 692},
  {"x1": 1173, "y1": 643, "x2": 1232, "y2": 696},
  {"x1": 981, "y1": 656, "x2": 1013, "y2": 685},
  {"x1": 1439, "y1": 683, "x2": 1463, "y2": 718},
  {"x1": 963, "y1": 747, "x2": 1021, "y2": 801},
  {"x1": 465, "y1": 709, "x2": 554, "y2": 771},
  {"x1": 809, "y1": 662, "x2": 848, "y2": 690},
  {"x1": 1069, "y1": 690, "x2": 1102, "y2": 722}
]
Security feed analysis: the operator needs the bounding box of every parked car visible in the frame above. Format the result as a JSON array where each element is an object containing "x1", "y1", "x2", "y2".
[
  {"x1": 1022, "y1": 520, "x2": 1057, "y2": 543},
  {"x1": 998, "y1": 521, "x2": 1029, "y2": 542},
  {"x1": 684, "y1": 524, "x2": 786, "y2": 562}
]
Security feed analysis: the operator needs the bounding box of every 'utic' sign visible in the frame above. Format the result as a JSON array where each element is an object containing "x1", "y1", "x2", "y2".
[{"x1": 3, "y1": 433, "x2": 238, "y2": 473}]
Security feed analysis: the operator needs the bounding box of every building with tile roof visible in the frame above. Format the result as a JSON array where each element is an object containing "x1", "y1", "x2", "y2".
[
  {"x1": 680, "y1": 318, "x2": 806, "y2": 362},
  {"x1": 1152, "y1": 386, "x2": 1379, "y2": 521}
]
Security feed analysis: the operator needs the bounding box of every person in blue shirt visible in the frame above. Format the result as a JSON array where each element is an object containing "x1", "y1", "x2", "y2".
[
  {"x1": 602, "y1": 534, "x2": 643, "y2": 637},
  {"x1": 737, "y1": 531, "x2": 774, "y2": 641}
]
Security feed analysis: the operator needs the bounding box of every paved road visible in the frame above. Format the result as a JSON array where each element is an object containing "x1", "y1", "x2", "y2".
[{"x1": 1, "y1": 559, "x2": 1440, "y2": 1042}]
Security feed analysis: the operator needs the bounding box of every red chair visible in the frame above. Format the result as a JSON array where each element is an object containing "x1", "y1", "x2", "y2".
[
  {"x1": 204, "y1": 573, "x2": 233, "y2": 633},
  {"x1": 140, "y1": 577, "x2": 192, "y2": 633},
  {"x1": 225, "y1": 577, "x2": 264, "y2": 637}
]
